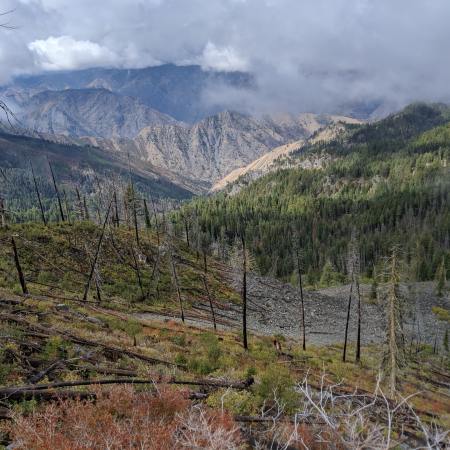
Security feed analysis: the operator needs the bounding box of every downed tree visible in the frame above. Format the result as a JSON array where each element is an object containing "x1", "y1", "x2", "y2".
[{"x1": 0, "y1": 376, "x2": 254, "y2": 399}]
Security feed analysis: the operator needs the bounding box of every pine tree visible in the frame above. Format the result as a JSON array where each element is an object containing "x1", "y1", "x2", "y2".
[{"x1": 320, "y1": 259, "x2": 339, "y2": 287}]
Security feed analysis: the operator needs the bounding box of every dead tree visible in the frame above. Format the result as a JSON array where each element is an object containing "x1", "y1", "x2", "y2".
[
  {"x1": 343, "y1": 273, "x2": 354, "y2": 363},
  {"x1": 11, "y1": 236, "x2": 28, "y2": 295},
  {"x1": 170, "y1": 253, "x2": 185, "y2": 323},
  {"x1": 0, "y1": 197, "x2": 6, "y2": 227},
  {"x1": 241, "y1": 235, "x2": 248, "y2": 350},
  {"x1": 180, "y1": 210, "x2": 191, "y2": 248},
  {"x1": 150, "y1": 195, "x2": 160, "y2": 246},
  {"x1": 355, "y1": 275, "x2": 362, "y2": 362},
  {"x1": 82, "y1": 202, "x2": 112, "y2": 301},
  {"x1": 30, "y1": 162, "x2": 46, "y2": 225},
  {"x1": 63, "y1": 189, "x2": 71, "y2": 224},
  {"x1": 202, "y1": 274, "x2": 217, "y2": 331},
  {"x1": 343, "y1": 232, "x2": 361, "y2": 363},
  {"x1": 130, "y1": 246, "x2": 145, "y2": 299},
  {"x1": 143, "y1": 198, "x2": 151, "y2": 230},
  {"x1": 295, "y1": 246, "x2": 306, "y2": 351},
  {"x1": 75, "y1": 187, "x2": 85, "y2": 221},
  {"x1": 113, "y1": 185, "x2": 120, "y2": 227},
  {"x1": 385, "y1": 246, "x2": 404, "y2": 396},
  {"x1": 83, "y1": 196, "x2": 90, "y2": 221},
  {"x1": 47, "y1": 158, "x2": 65, "y2": 222}
]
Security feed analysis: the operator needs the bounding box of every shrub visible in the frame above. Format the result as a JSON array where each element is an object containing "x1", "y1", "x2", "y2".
[
  {"x1": 255, "y1": 365, "x2": 298, "y2": 413},
  {"x1": 7, "y1": 387, "x2": 243, "y2": 450},
  {"x1": 41, "y1": 336, "x2": 71, "y2": 360}
]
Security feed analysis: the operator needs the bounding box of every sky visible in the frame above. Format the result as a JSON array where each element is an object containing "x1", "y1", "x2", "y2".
[{"x1": 1, "y1": 0, "x2": 450, "y2": 114}]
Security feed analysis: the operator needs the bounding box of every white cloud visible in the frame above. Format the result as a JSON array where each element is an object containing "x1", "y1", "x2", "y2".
[
  {"x1": 201, "y1": 42, "x2": 248, "y2": 72},
  {"x1": 1, "y1": 0, "x2": 450, "y2": 113},
  {"x1": 28, "y1": 35, "x2": 118, "y2": 70}
]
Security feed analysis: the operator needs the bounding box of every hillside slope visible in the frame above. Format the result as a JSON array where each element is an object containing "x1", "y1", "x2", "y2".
[
  {"x1": 211, "y1": 117, "x2": 362, "y2": 191},
  {"x1": 0, "y1": 132, "x2": 193, "y2": 220},
  {"x1": 15, "y1": 88, "x2": 179, "y2": 139},
  {"x1": 132, "y1": 112, "x2": 358, "y2": 186},
  {"x1": 179, "y1": 103, "x2": 450, "y2": 282}
]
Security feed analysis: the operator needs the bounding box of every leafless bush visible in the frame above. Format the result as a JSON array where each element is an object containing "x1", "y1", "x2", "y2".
[
  {"x1": 250, "y1": 372, "x2": 449, "y2": 449},
  {"x1": 175, "y1": 404, "x2": 242, "y2": 449}
]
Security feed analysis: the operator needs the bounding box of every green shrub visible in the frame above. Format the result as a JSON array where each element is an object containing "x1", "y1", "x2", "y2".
[
  {"x1": 207, "y1": 389, "x2": 257, "y2": 415},
  {"x1": 42, "y1": 336, "x2": 71, "y2": 360},
  {"x1": 255, "y1": 365, "x2": 298, "y2": 413},
  {"x1": 187, "y1": 333, "x2": 222, "y2": 375}
]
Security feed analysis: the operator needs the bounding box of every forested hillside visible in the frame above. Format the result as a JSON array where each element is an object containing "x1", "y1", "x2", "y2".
[{"x1": 177, "y1": 104, "x2": 450, "y2": 285}]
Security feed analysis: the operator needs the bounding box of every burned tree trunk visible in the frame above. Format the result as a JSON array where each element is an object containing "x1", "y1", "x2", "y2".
[
  {"x1": 143, "y1": 198, "x2": 151, "y2": 230},
  {"x1": 342, "y1": 272, "x2": 353, "y2": 363},
  {"x1": 242, "y1": 235, "x2": 248, "y2": 350},
  {"x1": 47, "y1": 158, "x2": 65, "y2": 222},
  {"x1": 0, "y1": 198, "x2": 5, "y2": 227},
  {"x1": 83, "y1": 196, "x2": 90, "y2": 221},
  {"x1": 202, "y1": 275, "x2": 217, "y2": 331},
  {"x1": 296, "y1": 248, "x2": 306, "y2": 351},
  {"x1": 82, "y1": 202, "x2": 111, "y2": 301},
  {"x1": 75, "y1": 187, "x2": 84, "y2": 221},
  {"x1": 11, "y1": 236, "x2": 28, "y2": 295},
  {"x1": 131, "y1": 246, "x2": 145, "y2": 300},
  {"x1": 63, "y1": 189, "x2": 71, "y2": 224},
  {"x1": 386, "y1": 247, "x2": 404, "y2": 396},
  {"x1": 113, "y1": 188, "x2": 120, "y2": 227},
  {"x1": 30, "y1": 162, "x2": 47, "y2": 225},
  {"x1": 355, "y1": 277, "x2": 362, "y2": 363},
  {"x1": 170, "y1": 254, "x2": 185, "y2": 323}
]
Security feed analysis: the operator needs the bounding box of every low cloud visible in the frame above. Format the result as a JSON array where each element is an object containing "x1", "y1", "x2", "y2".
[
  {"x1": 1, "y1": 0, "x2": 450, "y2": 114},
  {"x1": 201, "y1": 42, "x2": 248, "y2": 72},
  {"x1": 28, "y1": 36, "x2": 118, "y2": 71}
]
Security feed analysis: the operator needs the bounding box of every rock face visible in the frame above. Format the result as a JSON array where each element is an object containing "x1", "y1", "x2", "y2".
[
  {"x1": 16, "y1": 88, "x2": 179, "y2": 139},
  {"x1": 132, "y1": 111, "x2": 353, "y2": 185}
]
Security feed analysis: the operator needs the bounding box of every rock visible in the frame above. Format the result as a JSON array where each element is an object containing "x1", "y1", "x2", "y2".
[{"x1": 55, "y1": 303, "x2": 70, "y2": 312}]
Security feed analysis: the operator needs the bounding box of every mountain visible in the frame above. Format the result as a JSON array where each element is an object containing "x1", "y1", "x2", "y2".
[
  {"x1": 180, "y1": 103, "x2": 450, "y2": 282},
  {"x1": 211, "y1": 116, "x2": 362, "y2": 191},
  {"x1": 129, "y1": 111, "x2": 356, "y2": 186},
  {"x1": 6, "y1": 64, "x2": 253, "y2": 123},
  {"x1": 14, "y1": 88, "x2": 180, "y2": 139},
  {"x1": 0, "y1": 131, "x2": 192, "y2": 218}
]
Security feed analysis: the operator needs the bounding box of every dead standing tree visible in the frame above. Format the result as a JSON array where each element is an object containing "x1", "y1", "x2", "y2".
[
  {"x1": 47, "y1": 158, "x2": 65, "y2": 223},
  {"x1": 30, "y1": 161, "x2": 47, "y2": 225},
  {"x1": 170, "y1": 252, "x2": 185, "y2": 323},
  {"x1": 11, "y1": 236, "x2": 28, "y2": 295},
  {"x1": 293, "y1": 231, "x2": 307, "y2": 351},
  {"x1": 202, "y1": 274, "x2": 217, "y2": 331},
  {"x1": 343, "y1": 232, "x2": 361, "y2": 363},
  {"x1": 83, "y1": 202, "x2": 112, "y2": 301},
  {"x1": 384, "y1": 246, "x2": 405, "y2": 396}
]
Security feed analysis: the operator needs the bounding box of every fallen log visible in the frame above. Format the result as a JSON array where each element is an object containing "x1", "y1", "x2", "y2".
[
  {"x1": 0, "y1": 389, "x2": 95, "y2": 402},
  {"x1": 0, "y1": 312, "x2": 182, "y2": 368},
  {"x1": 0, "y1": 376, "x2": 254, "y2": 397}
]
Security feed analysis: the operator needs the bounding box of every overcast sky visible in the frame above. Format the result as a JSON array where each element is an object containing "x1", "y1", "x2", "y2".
[{"x1": 2, "y1": 0, "x2": 450, "y2": 113}]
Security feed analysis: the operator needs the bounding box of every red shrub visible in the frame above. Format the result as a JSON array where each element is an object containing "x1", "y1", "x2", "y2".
[{"x1": 7, "y1": 386, "x2": 242, "y2": 449}]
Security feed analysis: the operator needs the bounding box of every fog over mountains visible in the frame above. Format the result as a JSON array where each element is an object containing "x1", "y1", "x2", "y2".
[{"x1": 0, "y1": 64, "x2": 374, "y2": 194}]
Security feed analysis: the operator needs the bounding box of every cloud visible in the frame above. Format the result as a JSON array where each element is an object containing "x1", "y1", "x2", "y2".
[
  {"x1": 201, "y1": 42, "x2": 248, "y2": 72},
  {"x1": 1, "y1": 0, "x2": 450, "y2": 114},
  {"x1": 28, "y1": 36, "x2": 118, "y2": 70}
]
